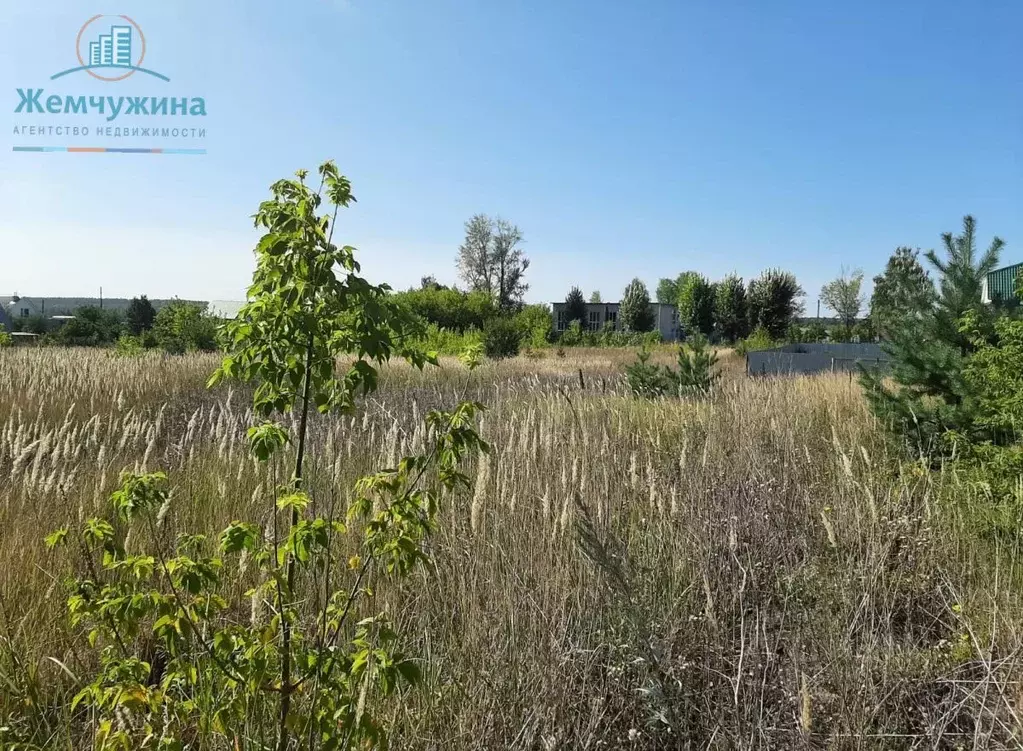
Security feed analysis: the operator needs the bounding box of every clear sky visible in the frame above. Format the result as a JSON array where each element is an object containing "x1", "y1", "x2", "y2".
[{"x1": 1, "y1": 0, "x2": 1020, "y2": 312}]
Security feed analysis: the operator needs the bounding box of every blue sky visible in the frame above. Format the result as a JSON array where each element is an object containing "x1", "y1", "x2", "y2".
[{"x1": 1, "y1": 0, "x2": 1020, "y2": 312}]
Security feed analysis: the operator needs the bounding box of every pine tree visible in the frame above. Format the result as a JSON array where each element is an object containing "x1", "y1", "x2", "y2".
[
  {"x1": 673, "y1": 334, "x2": 719, "y2": 395},
  {"x1": 620, "y1": 278, "x2": 655, "y2": 332},
  {"x1": 564, "y1": 286, "x2": 587, "y2": 327},
  {"x1": 862, "y1": 216, "x2": 1004, "y2": 454}
]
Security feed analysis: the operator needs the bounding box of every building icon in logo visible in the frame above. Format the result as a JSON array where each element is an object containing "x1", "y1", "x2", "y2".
[
  {"x1": 52, "y1": 15, "x2": 169, "y2": 82},
  {"x1": 88, "y1": 25, "x2": 132, "y2": 68}
]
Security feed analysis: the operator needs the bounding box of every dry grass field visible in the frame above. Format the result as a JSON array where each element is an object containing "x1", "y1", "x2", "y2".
[{"x1": 2, "y1": 345, "x2": 1022, "y2": 749}]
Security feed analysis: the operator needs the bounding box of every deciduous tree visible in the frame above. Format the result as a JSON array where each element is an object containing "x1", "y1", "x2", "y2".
[
  {"x1": 620, "y1": 278, "x2": 655, "y2": 332},
  {"x1": 456, "y1": 214, "x2": 529, "y2": 310},
  {"x1": 747, "y1": 269, "x2": 804, "y2": 339},
  {"x1": 820, "y1": 268, "x2": 865, "y2": 331},
  {"x1": 714, "y1": 274, "x2": 748, "y2": 342},
  {"x1": 676, "y1": 272, "x2": 715, "y2": 338}
]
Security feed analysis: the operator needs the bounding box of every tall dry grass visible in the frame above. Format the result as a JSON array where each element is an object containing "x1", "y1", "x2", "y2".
[{"x1": 1, "y1": 346, "x2": 1022, "y2": 749}]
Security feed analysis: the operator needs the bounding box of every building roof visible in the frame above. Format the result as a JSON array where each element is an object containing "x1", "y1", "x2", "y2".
[{"x1": 207, "y1": 300, "x2": 246, "y2": 319}]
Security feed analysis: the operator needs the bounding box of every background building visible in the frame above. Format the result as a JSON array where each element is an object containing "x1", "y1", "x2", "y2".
[
  {"x1": 550, "y1": 301, "x2": 680, "y2": 341},
  {"x1": 982, "y1": 261, "x2": 1023, "y2": 305}
]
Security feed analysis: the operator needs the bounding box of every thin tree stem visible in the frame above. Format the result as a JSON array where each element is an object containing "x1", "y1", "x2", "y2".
[{"x1": 277, "y1": 330, "x2": 315, "y2": 751}]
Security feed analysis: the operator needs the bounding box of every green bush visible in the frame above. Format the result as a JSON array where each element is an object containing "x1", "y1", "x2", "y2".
[
  {"x1": 734, "y1": 326, "x2": 776, "y2": 356},
  {"x1": 483, "y1": 317, "x2": 521, "y2": 359},
  {"x1": 560, "y1": 320, "x2": 585, "y2": 346},
  {"x1": 514, "y1": 304, "x2": 553, "y2": 349},
  {"x1": 419, "y1": 324, "x2": 484, "y2": 356},
  {"x1": 53, "y1": 307, "x2": 124, "y2": 347},
  {"x1": 152, "y1": 301, "x2": 219, "y2": 354},
  {"x1": 392, "y1": 287, "x2": 496, "y2": 332},
  {"x1": 0, "y1": 329, "x2": 10, "y2": 347},
  {"x1": 113, "y1": 333, "x2": 145, "y2": 357}
]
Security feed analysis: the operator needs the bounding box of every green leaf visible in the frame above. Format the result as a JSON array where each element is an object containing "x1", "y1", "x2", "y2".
[
  {"x1": 219, "y1": 522, "x2": 260, "y2": 554},
  {"x1": 277, "y1": 492, "x2": 311, "y2": 512},
  {"x1": 45, "y1": 528, "x2": 69, "y2": 548}
]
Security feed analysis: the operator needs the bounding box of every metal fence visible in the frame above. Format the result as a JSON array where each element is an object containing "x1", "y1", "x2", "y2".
[{"x1": 746, "y1": 343, "x2": 891, "y2": 377}]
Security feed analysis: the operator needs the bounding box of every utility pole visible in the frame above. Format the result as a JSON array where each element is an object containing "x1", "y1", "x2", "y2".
[
  {"x1": 816, "y1": 299, "x2": 820, "y2": 322},
  {"x1": 100, "y1": 286, "x2": 103, "y2": 310}
]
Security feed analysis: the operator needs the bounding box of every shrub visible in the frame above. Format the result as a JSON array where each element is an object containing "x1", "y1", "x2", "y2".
[
  {"x1": 735, "y1": 325, "x2": 776, "y2": 356},
  {"x1": 392, "y1": 287, "x2": 496, "y2": 332},
  {"x1": 0, "y1": 329, "x2": 10, "y2": 347},
  {"x1": 420, "y1": 324, "x2": 484, "y2": 356},
  {"x1": 483, "y1": 316, "x2": 521, "y2": 359},
  {"x1": 53, "y1": 307, "x2": 124, "y2": 347},
  {"x1": 152, "y1": 301, "x2": 219, "y2": 354},
  {"x1": 515, "y1": 304, "x2": 553, "y2": 349},
  {"x1": 560, "y1": 320, "x2": 584, "y2": 346},
  {"x1": 112, "y1": 333, "x2": 145, "y2": 357}
]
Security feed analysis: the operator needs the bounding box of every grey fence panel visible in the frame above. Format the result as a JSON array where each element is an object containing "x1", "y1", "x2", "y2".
[
  {"x1": 774, "y1": 342, "x2": 889, "y2": 359},
  {"x1": 746, "y1": 346, "x2": 891, "y2": 377}
]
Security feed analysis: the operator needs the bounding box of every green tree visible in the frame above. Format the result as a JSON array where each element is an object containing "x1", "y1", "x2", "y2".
[
  {"x1": 491, "y1": 218, "x2": 529, "y2": 310},
  {"x1": 656, "y1": 277, "x2": 680, "y2": 304},
  {"x1": 714, "y1": 274, "x2": 748, "y2": 342},
  {"x1": 23, "y1": 314, "x2": 48, "y2": 335},
  {"x1": 676, "y1": 272, "x2": 714, "y2": 338},
  {"x1": 620, "y1": 278, "x2": 655, "y2": 332},
  {"x1": 820, "y1": 268, "x2": 865, "y2": 331},
  {"x1": 54, "y1": 306, "x2": 124, "y2": 346},
  {"x1": 152, "y1": 301, "x2": 218, "y2": 353},
  {"x1": 482, "y1": 316, "x2": 522, "y2": 358},
  {"x1": 126, "y1": 295, "x2": 156, "y2": 335},
  {"x1": 564, "y1": 286, "x2": 587, "y2": 327},
  {"x1": 747, "y1": 269, "x2": 804, "y2": 339},
  {"x1": 515, "y1": 303, "x2": 553, "y2": 348},
  {"x1": 863, "y1": 216, "x2": 1004, "y2": 454},
  {"x1": 48, "y1": 162, "x2": 488, "y2": 751},
  {"x1": 419, "y1": 274, "x2": 446, "y2": 291},
  {"x1": 673, "y1": 334, "x2": 719, "y2": 395},
  {"x1": 589, "y1": 290, "x2": 602, "y2": 303},
  {"x1": 926, "y1": 215, "x2": 1003, "y2": 352},
  {"x1": 870, "y1": 247, "x2": 935, "y2": 340},
  {"x1": 392, "y1": 287, "x2": 496, "y2": 332},
  {"x1": 456, "y1": 213, "x2": 495, "y2": 296},
  {"x1": 962, "y1": 315, "x2": 1023, "y2": 444},
  {"x1": 455, "y1": 214, "x2": 529, "y2": 310}
]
